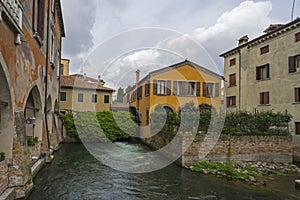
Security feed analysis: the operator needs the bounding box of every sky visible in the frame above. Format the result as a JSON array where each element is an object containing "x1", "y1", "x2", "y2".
[{"x1": 60, "y1": 0, "x2": 300, "y2": 89}]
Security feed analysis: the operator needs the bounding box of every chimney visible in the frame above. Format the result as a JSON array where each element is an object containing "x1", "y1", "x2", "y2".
[
  {"x1": 136, "y1": 69, "x2": 140, "y2": 85},
  {"x1": 238, "y1": 35, "x2": 249, "y2": 46},
  {"x1": 98, "y1": 75, "x2": 105, "y2": 86}
]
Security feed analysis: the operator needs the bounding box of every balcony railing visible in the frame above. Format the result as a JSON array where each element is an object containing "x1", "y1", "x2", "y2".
[{"x1": 0, "y1": 0, "x2": 23, "y2": 43}]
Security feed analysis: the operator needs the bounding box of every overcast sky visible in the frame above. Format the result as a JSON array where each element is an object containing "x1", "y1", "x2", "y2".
[{"x1": 61, "y1": 0, "x2": 300, "y2": 89}]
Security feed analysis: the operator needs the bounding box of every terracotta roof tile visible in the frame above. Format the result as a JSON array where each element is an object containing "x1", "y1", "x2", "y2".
[{"x1": 61, "y1": 74, "x2": 114, "y2": 92}]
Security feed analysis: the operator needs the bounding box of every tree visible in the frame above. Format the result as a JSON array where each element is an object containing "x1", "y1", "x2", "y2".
[{"x1": 116, "y1": 87, "x2": 124, "y2": 102}]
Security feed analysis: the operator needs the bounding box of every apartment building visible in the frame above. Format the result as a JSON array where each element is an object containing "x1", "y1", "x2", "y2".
[
  {"x1": 220, "y1": 18, "x2": 300, "y2": 161},
  {"x1": 0, "y1": 0, "x2": 65, "y2": 198}
]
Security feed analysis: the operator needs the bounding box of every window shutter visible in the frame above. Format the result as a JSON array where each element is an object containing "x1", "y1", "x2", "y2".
[
  {"x1": 264, "y1": 92, "x2": 269, "y2": 104},
  {"x1": 153, "y1": 80, "x2": 157, "y2": 94},
  {"x1": 196, "y1": 82, "x2": 200, "y2": 96},
  {"x1": 289, "y1": 56, "x2": 296, "y2": 73},
  {"x1": 295, "y1": 88, "x2": 299, "y2": 102},
  {"x1": 256, "y1": 67, "x2": 261, "y2": 80},
  {"x1": 233, "y1": 96, "x2": 236, "y2": 106},
  {"x1": 226, "y1": 97, "x2": 229, "y2": 107},
  {"x1": 166, "y1": 80, "x2": 171, "y2": 95},
  {"x1": 215, "y1": 83, "x2": 219, "y2": 97},
  {"x1": 173, "y1": 81, "x2": 178, "y2": 95},
  {"x1": 38, "y1": 0, "x2": 45, "y2": 40},
  {"x1": 266, "y1": 64, "x2": 270, "y2": 78},
  {"x1": 296, "y1": 123, "x2": 300, "y2": 135},
  {"x1": 203, "y1": 83, "x2": 207, "y2": 97}
]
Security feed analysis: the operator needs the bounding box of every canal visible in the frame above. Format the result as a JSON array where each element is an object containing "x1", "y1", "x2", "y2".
[{"x1": 29, "y1": 142, "x2": 300, "y2": 200}]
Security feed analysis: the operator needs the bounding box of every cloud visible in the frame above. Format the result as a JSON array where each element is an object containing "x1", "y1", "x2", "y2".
[{"x1": 61, "y1": 0, "x2": 97, "y2": 71}]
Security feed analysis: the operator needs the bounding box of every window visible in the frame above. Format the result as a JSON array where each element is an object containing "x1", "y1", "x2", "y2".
[
  {"x1": 173, "y1": 81, "x2": 200, "y2": 96},
  {"x1": 259, "y1": 92, "x2": 269, "y2": 105},
  {"x1": 229, "y1": 58, "x2": 236, "y2": 66},
  {"x1": 260, "y1": 45, "x2": 269, "y2": 55},
  {"x1": 226, "y1": 96, "x2": 236, "y2": 107},
  {"x1": 295, "y1": 32, "x2": 300, "y2": 42},
  {"x1": 146, "y1": 110, "x2": 149, "y2": 125},
  {"x1": 295, "y1": 88, "x2": 300, "y2": 102},
  {"x1": 256, "y1": 64, "x2": 270, "y2": 80},
  {"x1": 288, "y1": 55, "x2": 300, "y2": 73},
  {"x1": 229, "y1": 74, "x2": 236, "y2": 87},
  {"x1": 145, "y1": 81, "x2": 150, "y2": 97},
  {"x1": 203, "y1": 82, "x2": 219, "y2": 98},
  {"x1": 296, "y1": 122, "x2": 300, "y2": 135},
  {"x1": 137, "y1": 86, "x2": 143, "y2": 100},
  {"x1": 78, "y1": 93, "x2": 84, "y2": 102},
  {"x1": 153, "y1": 80, "x2": 171, "y2": 95},
  {"x1": 92, "y1": 94, "x2": 97, "y2": 103},
  {"x1": 104, "y1": 95, "x2": 110, "y2": 104},
  {"x1": 32, "y1": 0, "x2": 45, "y2": 40},
  {"x1": 60, "y1": 92, "x2": 66, "y2": 101}
]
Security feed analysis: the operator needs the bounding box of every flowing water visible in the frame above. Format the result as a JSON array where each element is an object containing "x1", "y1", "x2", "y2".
[{"x1": 29, "y1": 142, "x2": 300, "y2": 200}]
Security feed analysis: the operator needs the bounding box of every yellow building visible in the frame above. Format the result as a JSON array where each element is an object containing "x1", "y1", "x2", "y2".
[
  {"x1": 60, "y1": 74, "x2": 114, "y2": 112},
  {"x1": 127, "y1": 60, "x2": 223, "y2": 136}
]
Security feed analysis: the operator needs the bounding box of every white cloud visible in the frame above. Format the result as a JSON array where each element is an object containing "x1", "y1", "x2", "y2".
[{"x1": 194, "y1": 1, "x2": 272, "y2": 43}]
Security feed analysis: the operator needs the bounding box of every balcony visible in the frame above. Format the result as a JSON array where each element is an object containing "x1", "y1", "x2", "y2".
[{"x1": 0, "y1": 0, "x2": 23, "y2": 44}]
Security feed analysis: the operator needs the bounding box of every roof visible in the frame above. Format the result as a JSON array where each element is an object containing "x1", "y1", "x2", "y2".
[
  {"x1": 220, "y1": 17, "x2": 300, "y2": 57},
  {"x1": 139, "y1": 60, "x2": 223, "y2": 83},
  {"x1": 127, "y1": 60, "x2": 224, "y2": 93},
  {"x1": 60, "y1": 74, "x2": 114, "y2": 92}
]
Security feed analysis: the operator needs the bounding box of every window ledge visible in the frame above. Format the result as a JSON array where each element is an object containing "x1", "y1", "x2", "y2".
[
  {"x1": 33, "y1": 33, "x2": 43, "y2": 46},
  {"x1": 289, "y1": 70, "x2": 300, "y2": 74},
  {"x1": 258, "y1": 104, "x2": 271, "y2": 107},
  {"x1": 256, "y1": 78, "x2": 271, "y2": 82},
  {"x1": 227, "y1": 105, "x2": 237, "y2": 108},
  {"x1": 292, "y1": 102, "x2": 300, "y2": 105},
  {"x1": 228, "y1": 85, "x2": 237, "y2": 88}
]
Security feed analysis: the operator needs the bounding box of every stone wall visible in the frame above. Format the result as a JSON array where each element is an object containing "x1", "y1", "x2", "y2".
[
  {"x1": 142, "y1": 133, "x2": 293, "y2": 167},
  {"x1": 0, "y1": 160, "x2": 8, "y2": 196}
]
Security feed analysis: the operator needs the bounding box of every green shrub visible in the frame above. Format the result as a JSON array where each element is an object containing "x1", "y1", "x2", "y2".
[
  {"x1": 27, "y1": 137, "x2": 39, "y2": 146},
  {"x1": 0, "y1": 152, "x2": 5, "y2": 161}
]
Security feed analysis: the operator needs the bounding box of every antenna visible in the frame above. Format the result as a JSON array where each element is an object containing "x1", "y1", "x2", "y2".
[{"x1": 291, "y1": 0, "x2": 296, "y2": 21}]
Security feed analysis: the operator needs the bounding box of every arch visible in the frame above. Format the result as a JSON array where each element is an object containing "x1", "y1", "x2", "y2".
[
  {"x1": 163, "y1": 105, "x2": 174, "y2": 113},
  {"x1": 24, "y1": 86, "x2": 43, "y2": 141},
  {"x1": 129, "y1": 106, "x2": 140, "y2": 124},
  {"x1": 0, "y1": 55, "x2": 14, "y2": 159}
]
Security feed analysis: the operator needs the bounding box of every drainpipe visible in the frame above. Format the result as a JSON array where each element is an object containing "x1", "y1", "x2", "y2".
[{"x1": 44, "y1": 0, "x2": 51, "y2": 150}]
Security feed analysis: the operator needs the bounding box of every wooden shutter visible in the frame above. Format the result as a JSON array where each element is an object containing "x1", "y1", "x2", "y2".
[
  {"x1": 256, "y1": 67, "x2": 261, "y2": 80},
  {"x1": 296, "y1": 123, "x2": 300, "y2": 135},
  {"x1": 37, "y1": 0, "x2": 45, "y2": 40},
  {"x1": 266, "y1": 64, "x2": 270, "y2": 78},
  {"x1": 226, "y1": 97, "x2": 229, "y2": 107},
  {"x1": 264, "y1": 92, "x2": 269, "y2": 104},
  {"x1": 295, "y1": 32, "x2": 300, "y2": 42},
  {"x1": 173, "y1": 81, "x2": 178, "y2": 95},
  {"x1": 166, "y1": 80, "x2": 171, "y2": 95},
  {"x1": 203, "y1": 83, "x2": 207, "y2": 97},
  {"x1": 153, "y1": 80, "x2": 157, "y2": 94},
  {"x1": 232, "y1": 96, "x2": 236, "y2": 106},
  {"x1": 295, "y1": 88, "x2": 299, "y2": 102},
  {"x1": 196, "y1": 82, "x2": 200, "y2": 96},
  {"x1": 229, "y1": 74, "x2": 236, "y2": 86},
  {"x1": 289, "y1": 56, "x2": 296, "y2": 73}
]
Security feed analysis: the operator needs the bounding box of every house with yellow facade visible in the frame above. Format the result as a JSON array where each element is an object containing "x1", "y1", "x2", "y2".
[
  {"x1": 127, "y1": 60, "x2": 223, "y2": 137},
  {"x1": 59, "y1": 60, "x2": 114, "y2": 112}
]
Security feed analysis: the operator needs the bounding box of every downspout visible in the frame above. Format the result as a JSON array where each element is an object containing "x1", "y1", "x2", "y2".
[
  {"x1": 44, "y1": 0, "x2": 51, "y2": 149},
  {"x1": 238, "y1": 49, "x2": 242, "y2": 110}
]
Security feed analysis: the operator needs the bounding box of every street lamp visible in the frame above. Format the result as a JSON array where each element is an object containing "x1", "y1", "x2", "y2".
[{"x1": 26, "y1": 117, "x2": 36, "y2": 137}]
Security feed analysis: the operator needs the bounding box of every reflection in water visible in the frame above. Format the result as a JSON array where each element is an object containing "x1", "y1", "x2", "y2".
[{"x1": 29, "y1": 143, "x2": 300, "y2": 200}]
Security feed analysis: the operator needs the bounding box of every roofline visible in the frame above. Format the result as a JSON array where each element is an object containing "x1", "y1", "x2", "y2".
[
  {"x1": 127, "y1": 59, "x2": 224, "y2": 93},
  {"x1": 220, "y1": 17, "x2": 300, "y2": 57},
  {"x1": 61, "y1": 85, "x2": 115, "y2": 92},
  {"x1": 56, "y1": 0, "x2": 65, "y2": 37}
]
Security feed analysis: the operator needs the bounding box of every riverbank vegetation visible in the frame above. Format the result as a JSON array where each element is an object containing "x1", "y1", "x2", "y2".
[
  {"x1": 191, "y1": 161, "x2": 299, "y2": 184},
  {"x1": 60, "y1": 111, "x2": 136, "y2": 142}
]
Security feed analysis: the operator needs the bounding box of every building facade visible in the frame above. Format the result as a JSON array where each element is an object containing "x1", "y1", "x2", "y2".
[
  {"x1": 60, "y1": 73, "x2": 114, "y2": 112},
  {"x1": 0, "y1": 0, "x2": 65, "y2": 198},
  {"x1": 220, "y1": 18, "x2": 300, "y2": 161},
  {"x1": 127, "y1": 60, "x2": 223, "y2": 137}
]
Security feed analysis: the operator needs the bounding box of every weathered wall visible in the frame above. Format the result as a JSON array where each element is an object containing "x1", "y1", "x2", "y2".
[
  {"x1": 0, "y1": 160, "x2": 8, "y2": 196},
  {"x1": 142, "y1": 133, "x2": 293, "y2": 167}
]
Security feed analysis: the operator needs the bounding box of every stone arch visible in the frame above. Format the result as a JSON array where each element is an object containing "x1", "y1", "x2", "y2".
[
  {"x1": 0, "y1": 55, "x2": 15, "y2": 159},
  {"x1": 162, "y1": 105, "x2": 174, "y2": 113},
  {"x1": 24, "y1": 86, "x2": 43, "y2": 141}
]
